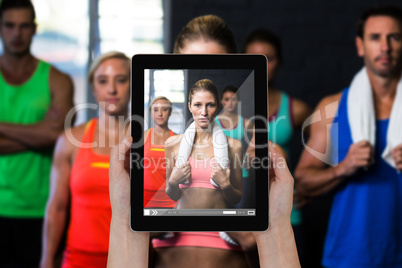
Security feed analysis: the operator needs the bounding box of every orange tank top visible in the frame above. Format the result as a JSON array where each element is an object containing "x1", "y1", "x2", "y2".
[
  {"x1": 62, "y1": 118, "x2": 111, "y2": 268},
  {"x1": 143, "y1": 127, "x2": 176, "y2": 208}
]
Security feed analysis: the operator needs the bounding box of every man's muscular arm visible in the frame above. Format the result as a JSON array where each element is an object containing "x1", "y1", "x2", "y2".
[
  {"x1": 0, "y1": 67, "x2": 74, "y2": 150},
  {"x1": 0, "y1": 136, "x2": 28, "y2": 154},
  {"x1": 294, "y1": 92, "x2": 374, "y2": 197},
  {"x1": 295, "y1": 93, "x2": 346, "y2": 196}
]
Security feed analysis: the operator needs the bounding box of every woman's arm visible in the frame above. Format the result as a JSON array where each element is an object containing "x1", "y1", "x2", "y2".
[
  {"x1": 108, "y1": 137, "x2": 150, "y2": 268},
  {"x1": 243, "y1": 118, "x2": 255, "y2": 169},
  {"x1": 0, "y1": 136, "x2": 29, "y2": 154},
  {"x1": 212, "y1": 137, "x2": 243, "y2": 205},
  {"x1": 252, "y1": 142, "x2": 300, "y2": 268},
  {"x1": 291, "y1": 98, "x2": 312, "y2": 135},
  {"x1": 40, "y1": 133, "x2": 73, "y2": 268},
  {"x1": 164, "y1": 136, "x2": 190, "y2": 201}
]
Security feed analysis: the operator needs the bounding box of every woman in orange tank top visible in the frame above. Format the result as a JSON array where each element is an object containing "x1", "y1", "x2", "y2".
[
  {"x1": 40, "y1": 51, "x2": 130, "y2": 268},
  {"x1": 144, "y1": 96, "x2": 176, "y2": 209}
]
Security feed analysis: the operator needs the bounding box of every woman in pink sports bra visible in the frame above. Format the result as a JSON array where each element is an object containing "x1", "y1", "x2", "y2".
[
  {"x1": 165, "y1": 78, "x2": 243, "y2": 209},
  {"x1": 151, "y1": 15, "x2": 256, "y2": 268}
]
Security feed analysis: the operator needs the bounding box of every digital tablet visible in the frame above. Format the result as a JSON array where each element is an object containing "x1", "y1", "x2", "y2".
[{"x1": 130, "y1": 54, "x2": 268, "y2": 231}]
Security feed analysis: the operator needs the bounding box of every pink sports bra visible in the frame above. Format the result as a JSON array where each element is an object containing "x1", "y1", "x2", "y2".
[
  {"x1": 179, "y1": 157, "x2": 220, "y2": 190},
  {"x1": 152, "y1": 232, "x2": 242, "y2": 251}
]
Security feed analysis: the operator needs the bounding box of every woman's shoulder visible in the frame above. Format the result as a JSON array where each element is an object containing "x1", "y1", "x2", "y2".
[
  {"x1": 270, "y1": 89, "x2": 283, "y2": 101},
  {"x1": 165, "y1": 133, "x2": 183, "y2": 149},
  {"x1": 144, "y1": 128, "x2": 151, "y2": 135},
  {"x1": 144, "y1": 128, "x2": 151, "y2": 143},
  {"x1": 62, "y1": 120, "x2": 91, "y2": 144},
  {"x1": 56, "y1": 120, "x2": 93, "y2": 155},
  {"x1": 227, "y1": 137, "x2": 242, "y2": 163}
]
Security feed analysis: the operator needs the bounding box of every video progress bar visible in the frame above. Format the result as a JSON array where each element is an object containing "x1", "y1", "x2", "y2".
[{"x1": 144, "y1": 209, "x2": 256, "y2": 216}]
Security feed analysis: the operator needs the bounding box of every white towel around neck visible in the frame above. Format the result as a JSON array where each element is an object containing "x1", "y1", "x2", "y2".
[
  {"x1": 176, "y1": 121, "x2": 229, "y2": 186},
  {"x1": 347, "y1": 67, "x2": 402, "y2": 168}
]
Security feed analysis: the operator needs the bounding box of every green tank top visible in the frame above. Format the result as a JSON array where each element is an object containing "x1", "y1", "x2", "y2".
[
  {"x1": 268, "y1": 92, "x2": 301, "y2": 225},
  {"x1": 0, "y1": 60, "x2": 52, "y2": 218}
]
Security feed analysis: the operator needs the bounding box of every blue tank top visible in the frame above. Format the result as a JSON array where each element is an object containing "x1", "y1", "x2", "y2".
[{"x1": 323, "y1": 88, "x2": 402, "y2": 268}]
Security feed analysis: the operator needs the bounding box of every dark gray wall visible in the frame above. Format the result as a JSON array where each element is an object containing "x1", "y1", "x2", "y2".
[
  {"x1": 166, "y1": 1, "x2": 402, "y2": 267},
  {"x1": 167, "y1": 0, "x2": 402, "y2": 108}
]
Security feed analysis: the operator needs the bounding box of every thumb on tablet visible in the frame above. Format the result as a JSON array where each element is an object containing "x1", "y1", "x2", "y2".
[
  {"x1": 267, "y1": 141, "x2": 294, "y2": 227},
  {"x1": 268, "y1": 141, "x2": 291, "y2": 182},
  {"x1": 111, "y1": 136, "x2": 132, "y2": 173}
]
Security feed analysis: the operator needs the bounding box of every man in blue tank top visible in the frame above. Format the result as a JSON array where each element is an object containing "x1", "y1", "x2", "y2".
[
  {"x1": 295, "y1": 6, "x2": 402, "y2": 268},
  {"x1": 0, "y1": 0, "x2": 74, "y2": 267}
]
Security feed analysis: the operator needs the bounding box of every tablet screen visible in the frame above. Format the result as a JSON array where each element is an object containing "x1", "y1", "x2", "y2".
[
  {"x1": 142, "y1": 68, "x2": 256, "y2": 216},
  {"x1": 131, "y1": 54, "x2": 268, "y2": 231}
]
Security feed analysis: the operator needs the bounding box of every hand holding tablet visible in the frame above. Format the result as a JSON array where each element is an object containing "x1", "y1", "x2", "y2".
[{"x1": 107, "y1": 133, "x2": 300, "y2": 267}]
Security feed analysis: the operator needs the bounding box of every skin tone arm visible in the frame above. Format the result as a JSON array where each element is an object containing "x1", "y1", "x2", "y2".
[
  {"x1": 252, "y1": 141, "x2": 300, "y2": 268},
  {"x1": 244, "y1": 118, "x2": 255, "y2": 166},
  {"x1": 292, "y1": 98, "x2": 312, "y2": 135},
  {"x1": 165, "y1": 135, "x2": 191, "y2": 201},
  {"x1": 107, "y1": 139, "x2": 300, "y2": 268},
  {"x1": 0, "y1": 136, "x2": 28, "y2": 154},
  {"x1": 0, "y1": 67, "x2": 74, "y2": 150},
  {"x1": 211, "y1": 137, "x2": 243, "y2": 205},
  {"x1": 227, "y1": 143, "x2": 289, "y2": 268},
  {"x1": 40, "y1": 133, "x2": 73, "y2": 268},
  {"x1": 107, "y1": 137, "x2": 150, "y2": 268},
  {"x1": 294, "y1": 93, "x2": 374, "y2": 197}
]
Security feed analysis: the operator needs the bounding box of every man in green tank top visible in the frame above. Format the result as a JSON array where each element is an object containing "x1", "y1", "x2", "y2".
[{"x1": 0, "y1": 0, "x2": 74, "y2": 266}]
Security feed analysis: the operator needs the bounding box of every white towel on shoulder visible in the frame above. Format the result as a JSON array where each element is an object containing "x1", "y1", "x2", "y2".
[
  {"x1": 347, "y1": 67, "x2": 402, "y2": 168},
  {"x1": 176, "y1": 121, "x2": 229, "y2": 186}
]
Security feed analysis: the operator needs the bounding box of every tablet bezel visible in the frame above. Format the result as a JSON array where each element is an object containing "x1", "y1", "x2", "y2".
[{"x1": 130, "y1": 54, "x2": 268, "y2": 232}]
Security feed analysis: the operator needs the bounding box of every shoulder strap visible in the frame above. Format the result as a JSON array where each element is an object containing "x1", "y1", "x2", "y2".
[
  {"x1": 145, "y1": 128, "x2": 153, "y2": 146},
  {"x1": 81, "y1": 118, "x2": 97, "y2": 144},
  {"x1": 277, "y1": 92, "x2": 289, "y2": 116}
]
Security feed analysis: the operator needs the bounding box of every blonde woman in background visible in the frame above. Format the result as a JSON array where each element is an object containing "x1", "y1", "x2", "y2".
[
  {"x1": 144, "y1": 96, "x2": 177, "y2": 209},
  {"x1": 40, "y1": 51, "x2": 130, "y2": 268}
]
